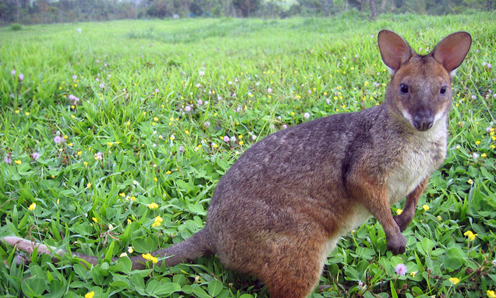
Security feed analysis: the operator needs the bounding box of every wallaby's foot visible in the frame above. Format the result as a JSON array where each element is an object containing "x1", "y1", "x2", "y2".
[{"x1": 386, "y1": 233, "x2": 407, "y2": 255}]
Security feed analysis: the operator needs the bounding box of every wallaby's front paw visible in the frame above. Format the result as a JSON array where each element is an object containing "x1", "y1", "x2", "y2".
[
  {"x1": 393, "y1": 214, "x2": 410, "y2": 232},
  {"x1": 386, "y1": 234, "x2": 406, "y2": 255}
]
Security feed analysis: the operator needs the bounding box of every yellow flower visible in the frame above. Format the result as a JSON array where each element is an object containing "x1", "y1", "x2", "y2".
[
  {"x1": 28, "y1": 203, "x2": 36, "y2": 211},
  {"x1": 87, "y1": 182, "x2": 91, "y2": 188},
  {"x1": 396, "y1": 209, "x2": 403, "y2": 215},
  {"x1": 487, "y1": 290, "x2": 496, "y2": 298},
  {"x1": 147, "y1": 202, "x2": 159, "y2": 209},
  {"x1": 25, "y1": 112, "x2": 30, "y2": 116},
  {"x1": 152, "y1": 216, "x2": 163, "y2": 227},
  {"x1": 84, "y1": 162, "x2": 88, "y2": 167},
  {"x1": 154, "y1": 117, "x2": 159, "y2": 121},
  {"x1": 15, "y1": 160, "x2": 22, "y2": 165},
  {"x1": 449, "y1": 277, "x2": 460, "y2": 285},
  {"x1": 142, "y1": 253, "x2": 158, "y2": 263},
  {"x1": 170, "y1": 135, "x2": 175, "y2": 140},
  {"x1": 422, "y1": 205, "x2": 429, "y2": 211},
  {"x1": 107, "y1": 142, "x2": 113, "y2": 146},
  {"x1": 128, "y1": 246, "x2": 134, "y2": 253},
  {"x1": 239, "y1": 141, "x2": 244, "y2": 145},
  {"x1": 92, "y1": 217, "x2": 98, "y2": 223},
  {"x1": 464, "y1": 231, "x2": 477, "y2": 241},
  {"x1": 475, "y1": 141, "x2": 481, "y2": 145},
  {"x1": 468, "y1": 179, "x2": 473, "y2": 185},
  {"x1": 119, "y1": 193, "x2": 126, "y2": 197},
  {"x1": 85, "y1": 291, "x2": 95, "y2": 298},
  {"x1": 481, "y1": 153, "x2": 487, "y2": 158},
  {"x1": 77, "y1": 151, "x2": 82, "y2": 156},
  {"x1": 120, "y1": 252, "x2": 128, "y2": 258},
  {"x1": 410, "y1": 271, "x2": 417, "y2": 277},
  {"x1": 153, "y1": 177, "x2": 158, "y2": 182},
  {"x1": 166, "y1": 171, "x2": 172, "y2": 175}
]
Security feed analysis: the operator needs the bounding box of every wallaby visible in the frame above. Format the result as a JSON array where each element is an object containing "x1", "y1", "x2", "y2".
[{"x1": 3, "y1": 30, "x2": 471, "y2": 298}]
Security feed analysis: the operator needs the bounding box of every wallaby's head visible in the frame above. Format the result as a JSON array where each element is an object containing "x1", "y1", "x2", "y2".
[{"x1": 378, "y1": 30, "x2": 472, "y2": 131}]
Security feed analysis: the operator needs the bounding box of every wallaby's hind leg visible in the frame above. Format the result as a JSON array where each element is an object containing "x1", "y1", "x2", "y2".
[{"x1": 257, "y1": 238, "x2": 335, "y2": 298}]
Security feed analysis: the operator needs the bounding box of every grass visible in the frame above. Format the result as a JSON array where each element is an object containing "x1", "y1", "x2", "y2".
[{"x1": 0, "y1": 12, "x2": 495, "y2": 298}]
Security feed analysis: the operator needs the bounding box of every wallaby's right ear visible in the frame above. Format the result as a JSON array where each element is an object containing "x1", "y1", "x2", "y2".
[{"x1": 378, "y1": 30, "x2": 413, "y2": 75}]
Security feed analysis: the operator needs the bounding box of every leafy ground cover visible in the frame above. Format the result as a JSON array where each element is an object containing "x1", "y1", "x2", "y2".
[{"x1": 0, "y1": 12, "x2": 495, "y2": 298}]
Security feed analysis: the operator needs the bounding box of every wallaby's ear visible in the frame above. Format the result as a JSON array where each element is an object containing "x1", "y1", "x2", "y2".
[
  {"x1": 378, "y1": 29, "x2": 413, "y2": 75},
  {"x1": 431, "y1": 31, "x2": 472, "y2": 75}
]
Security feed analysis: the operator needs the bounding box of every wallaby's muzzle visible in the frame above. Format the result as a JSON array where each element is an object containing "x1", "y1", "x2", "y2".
[{"x1": 413, "y1": 110, "x2": 434, "y2": 131}]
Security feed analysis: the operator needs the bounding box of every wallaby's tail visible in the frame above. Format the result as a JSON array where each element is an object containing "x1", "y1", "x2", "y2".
[
  {"x1": 129, "y1": 228, "x2": 215, "y2": 270},
  {"x1": 2, "y1": 228, "x2": 215, "y2": 270}
]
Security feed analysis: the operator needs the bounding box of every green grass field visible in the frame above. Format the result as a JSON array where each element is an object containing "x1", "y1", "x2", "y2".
[{"x1": 0, "y1": 12, "x2": 495, "y2": 298}]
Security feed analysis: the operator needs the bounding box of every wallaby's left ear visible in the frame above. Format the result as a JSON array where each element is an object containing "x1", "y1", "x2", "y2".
[{"x1": 432, "y1": 31, "x2": 472, "y2": 74}]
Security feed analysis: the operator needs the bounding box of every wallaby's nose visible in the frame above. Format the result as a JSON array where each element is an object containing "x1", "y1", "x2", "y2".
[{"x1": 413, "y1": 111, "x2": 433, "y2": 131}]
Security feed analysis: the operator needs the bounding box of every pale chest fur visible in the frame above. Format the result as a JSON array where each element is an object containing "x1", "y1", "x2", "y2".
[
  {"x1": 335, "y1": 119, "x2": 448, "y2": 238},
  {"x1": 387, "y1": 120, "x2": 448, "y2": 205}
]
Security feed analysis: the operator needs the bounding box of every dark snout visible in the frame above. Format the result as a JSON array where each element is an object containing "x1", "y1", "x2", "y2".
[{"x1": 413, "y1": 110, "x2": 433, "y2": 131}]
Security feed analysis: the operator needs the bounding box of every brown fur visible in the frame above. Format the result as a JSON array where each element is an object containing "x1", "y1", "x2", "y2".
[{"x1": 2, "y1": 30, "x2": 472, "y2": 297}]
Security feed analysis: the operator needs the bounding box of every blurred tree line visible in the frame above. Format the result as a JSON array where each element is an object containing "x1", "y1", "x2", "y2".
[{"x1": 0, "y1": 0, "x2": 494, "y2": 25}]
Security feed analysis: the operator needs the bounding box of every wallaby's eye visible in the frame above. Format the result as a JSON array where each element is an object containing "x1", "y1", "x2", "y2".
[
  {"x1": 440, "y1": 86, "x2": 447, "y2": 94},
  {"x1": 400, "y1": 84, "x2": 409, "y2": 94}
]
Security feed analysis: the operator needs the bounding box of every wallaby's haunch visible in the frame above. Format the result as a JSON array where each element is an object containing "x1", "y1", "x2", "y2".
[{"x1": 3, "y1": 30, "x2": 472, "y2": 298}]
